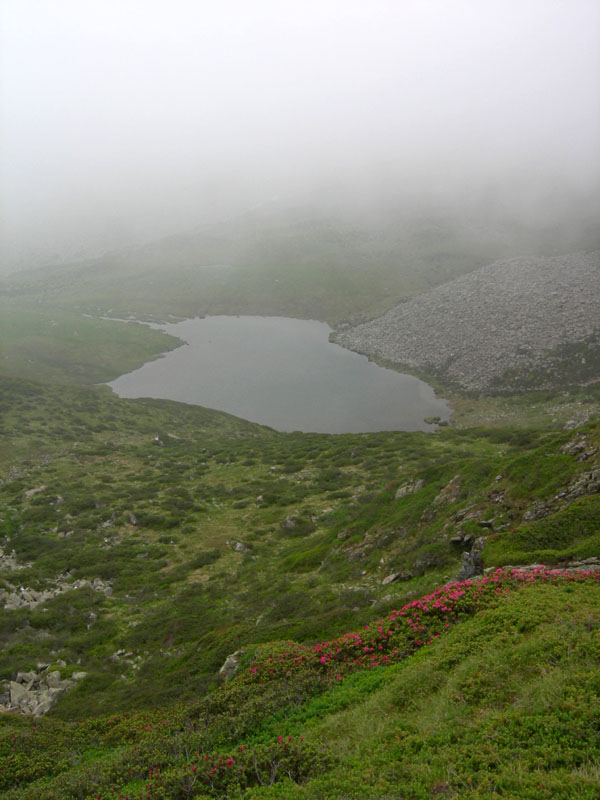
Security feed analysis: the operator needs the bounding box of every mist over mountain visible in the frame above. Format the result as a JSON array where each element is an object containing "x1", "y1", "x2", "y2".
[{"x1": 1, "y1": 0, "x2": 599, "y2": 273}]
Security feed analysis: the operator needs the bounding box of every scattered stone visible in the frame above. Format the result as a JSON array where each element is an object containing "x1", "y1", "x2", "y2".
[
  {"x1": 382, "y1": 572, "x2": 413, "y2": 585},
  {"x1": 560, "y1": 435, "x2": 598, "y2": 461},
  {"x1": 1, "y1": 577, "x2": 113, "y2": 611},
  {"x1": 24, "y1": 485, "x2": 47, "y2": 498}
]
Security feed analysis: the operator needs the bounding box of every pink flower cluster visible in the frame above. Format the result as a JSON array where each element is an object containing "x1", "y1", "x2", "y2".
[{"x1": 237, "y1": 567, "x2": 599, "y2": 685}]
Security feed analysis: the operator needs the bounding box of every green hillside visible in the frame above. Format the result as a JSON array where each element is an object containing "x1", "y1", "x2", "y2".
[
  {"x1": 0, "y1": 370, "x2": 599, "y2": 797},
  {"x1": 1, "y1": 571, "x2": 598, "y2": 799},
  {"x1": 1, "y1": 209, "x2": 599, "y2": 797}
]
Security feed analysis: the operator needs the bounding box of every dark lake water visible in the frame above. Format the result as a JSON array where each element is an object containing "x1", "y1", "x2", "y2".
[{"x1": 108, "y1": 316, "x2": 450, "y2": 433}]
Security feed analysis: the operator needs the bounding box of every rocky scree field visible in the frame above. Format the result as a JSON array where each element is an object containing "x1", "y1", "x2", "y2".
[{"x1": 332, "y1": 250, "x2": 600, "y2": 393}]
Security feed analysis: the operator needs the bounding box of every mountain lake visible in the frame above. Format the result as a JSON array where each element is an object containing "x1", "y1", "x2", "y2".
[{"x1": 107, "y1": 315, "x2": 451, "y2": 433}]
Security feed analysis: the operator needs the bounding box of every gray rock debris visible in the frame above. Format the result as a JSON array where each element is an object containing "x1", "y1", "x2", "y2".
[
  {"x1": 332, "y1": 251, "x2": 600, "y2": 392},
  {"x1": 0, "y1": 577, "x2": 113, "y2": 611},
  {"x1": 0, "y1": 666, "x2": 86, "y2": 716}
]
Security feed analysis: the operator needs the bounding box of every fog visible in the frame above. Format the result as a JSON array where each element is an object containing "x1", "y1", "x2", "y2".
[{"x1": 1, "y1": 0, "x2": 599, "y2": 272}]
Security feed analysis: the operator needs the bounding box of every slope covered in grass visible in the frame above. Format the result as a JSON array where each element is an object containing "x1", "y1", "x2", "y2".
[
  {"x1": 1, "y1": 376, "x2": 599, "y2": 721},
  {"x1": 1, "y1": 570, "x2": 598, "y2": 799}
]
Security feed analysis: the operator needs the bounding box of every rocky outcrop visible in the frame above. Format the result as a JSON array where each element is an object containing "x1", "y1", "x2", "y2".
[
  {"x1": 0, "y1": 665, "x2": 86, "y2": 716},
  {"x1": 456, "y1": 537, "x2": 486, "y2": 580},
  {"x1": 332, "y1": 251, "x2": 600, "y2": 392},
  {"x1": 522, "y1": 465, "x2": 600, "y2": 522}
]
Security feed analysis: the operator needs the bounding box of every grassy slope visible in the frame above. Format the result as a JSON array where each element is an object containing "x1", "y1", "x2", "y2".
[
  {"x1": 1, "y1": 376, "x2": 599, "y2": 724},
  {"x1": 1, "y1": 574, "x2": 598, "y2": 799},
  {"x1": 0, "y1": 211, "x2": 508, "y2": 325},
  {"x1": 0, "y1": 298, "x2": 182, "y2": 386}
]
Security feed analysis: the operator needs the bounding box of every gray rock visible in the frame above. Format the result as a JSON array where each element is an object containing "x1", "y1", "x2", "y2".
[
  {"x1": 10, "y1": 681, "x2": 31, "y2": 706},
  {"x1": 395, "y1": 479, "x2": 424, "y2": 500},
  {"x1": 44, "y1": 671, "x2": 62, "y2": 689},
  {"x1": 4, "y1": 593, "x2": 21, "y2": 610},
  {"x1": 382, "y1": 572, "x2": 413, "y2": 585},
  {"x1": 456, "y1": 537, "x2": 486, "y2": 581},
  {"x1": 16, "y1": 671, "x2": 37, "y2": 684},
  {"x1": 219, "y1": 650, "x2": 244, "y2": 681}
]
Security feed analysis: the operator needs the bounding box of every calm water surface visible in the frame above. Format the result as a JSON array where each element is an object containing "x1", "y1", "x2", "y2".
[{"x1": 108, "y1": 316, "x2": 450, "y2": 433}]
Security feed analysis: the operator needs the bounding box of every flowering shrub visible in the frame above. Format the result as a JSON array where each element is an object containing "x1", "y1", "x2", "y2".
[
  {"x1": 87, "y1": 736, "x2": 333, "y2": 799},
  {"x1": 3, "y1": 568, "x2": 598, "y2": 800},
  {"x1": 233, "y1": 568, "x2": 600, "y2": 685}
]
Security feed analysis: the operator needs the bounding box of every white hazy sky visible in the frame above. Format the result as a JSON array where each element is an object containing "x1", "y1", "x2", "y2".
[{"x1": 1, "y1": 0, "x2": 599, "y2": 267}]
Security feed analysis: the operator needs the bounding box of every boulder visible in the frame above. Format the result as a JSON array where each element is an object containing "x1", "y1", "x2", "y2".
[
  {"x1": 10, "y1": 681, "x2": 32, "y2": 707},
  {"x1": 44, "y1": 671, "x2": 63, "y2": 689}
]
